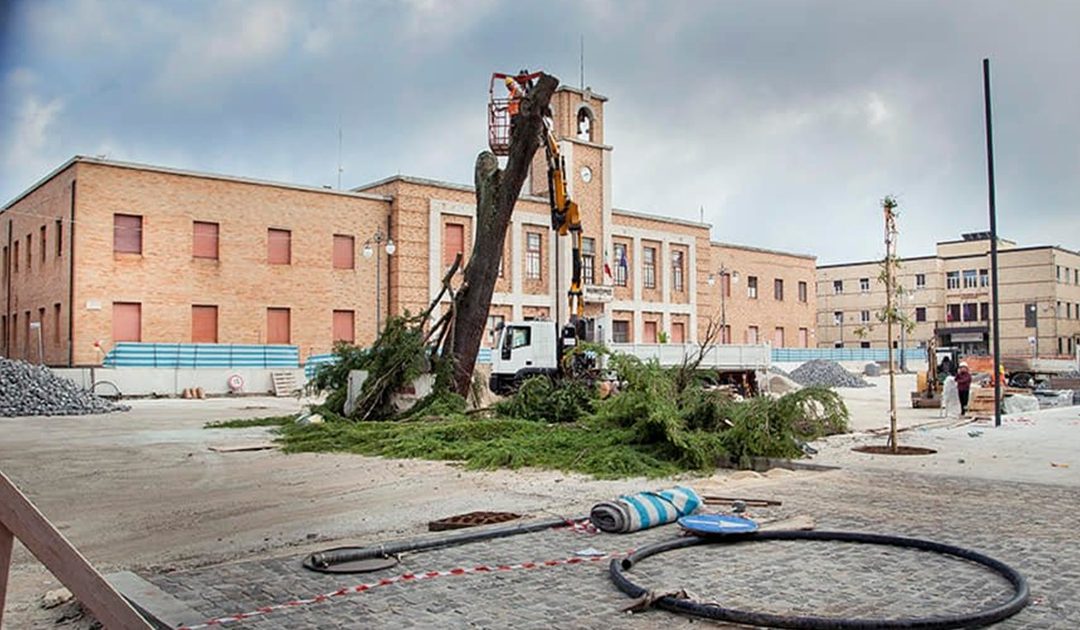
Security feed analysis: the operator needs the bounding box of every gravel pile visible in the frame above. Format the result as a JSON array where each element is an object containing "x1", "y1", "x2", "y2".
[
  {"x1": 789, "y1": 359, "x2": 873, "y2": 388},
  {"x1": 0, "y1": 359, "x2": 129, "y2": 417}
]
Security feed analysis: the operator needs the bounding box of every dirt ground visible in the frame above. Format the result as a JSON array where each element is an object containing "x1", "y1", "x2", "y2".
[{"x1": 1, "y1": 376, "x2": 1076, "y2": 628}]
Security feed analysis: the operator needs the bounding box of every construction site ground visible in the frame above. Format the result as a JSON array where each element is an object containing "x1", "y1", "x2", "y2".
[{"x1": 1, "y1": 375, "x2": 1077, "y2": 628}]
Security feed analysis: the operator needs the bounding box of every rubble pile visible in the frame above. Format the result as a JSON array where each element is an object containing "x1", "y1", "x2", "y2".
[
  {"x1": 789, "y1": 359, "x2": 873, "y2": 389},
  {"x1": 0, "y1": 359, "x2": 128, "y2": 417}
]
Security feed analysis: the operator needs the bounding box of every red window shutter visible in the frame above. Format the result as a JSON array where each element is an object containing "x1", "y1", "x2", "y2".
[
  {"x1": 333, "y1": 310, "x2": 355, "y2": 343},
  {"x1": 444, "y1": 223, "x2": 464, "y2": 267},
  {"x1": 193, "y1": 222, "x2": 219, "y2": 259},
  {"x1": 268, "y1": 229, "x2": 291, "y2": 264},
  {"x1": 114, "y1": 214, "x2": 142, "y2": 254},
  {"x1": 192, "y1": 305, "x2": 218, "y2": 343},
  {"x1": 671, "y1": 322, "x2": 685, "y2": 344},
  {"x1": 333, "y1": 235, "x2": 354, "y2": 269},
  {"x1": 112, "y1": 302, "x2": 141, "y2": 342},
  {"x1": 774, "y1": 327, "x2": 785, "y2": 348},
  {"x1": 644, "y1": 321, "x2": 657, "y2": 343},
  {"x1": 267, "y1": 308, "x2": 290, "y2": 344}
]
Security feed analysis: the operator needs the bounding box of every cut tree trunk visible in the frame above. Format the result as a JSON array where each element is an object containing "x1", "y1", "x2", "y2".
[{"x1": 442, "y1": 73, "x2": 559, "y2": 395}]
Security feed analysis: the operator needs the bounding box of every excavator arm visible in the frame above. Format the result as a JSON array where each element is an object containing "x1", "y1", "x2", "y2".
[{"x1": 541, "y1": 119, "x2": 585, "y2": 330}]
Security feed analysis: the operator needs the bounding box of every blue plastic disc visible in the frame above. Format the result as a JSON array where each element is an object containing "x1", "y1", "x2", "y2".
[{"x1": 678, "y1": 514, "x2": 759, "y2": 536}]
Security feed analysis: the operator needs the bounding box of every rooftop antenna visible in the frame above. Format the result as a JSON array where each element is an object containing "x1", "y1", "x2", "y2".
[
  {"x1": 337, "y1": 115, "x2": 343, "y2": 190},
  {"x1": 580, "y1": 34, "x2": 584, "y2": 90}
]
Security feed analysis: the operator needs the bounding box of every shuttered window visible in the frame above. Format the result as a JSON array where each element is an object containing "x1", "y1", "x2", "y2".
[
  {"x1": 113, "y1": 214, "x2": 142, "y2": 254},
  {"x1": 444, "y1": 223, "x2": 464, "y2": 268},
  {"x1": 193, "y1": 222, "x2": 219, "y2": 259},
  {"x1": 643, "y1": 321, "x2": 657, "y2": 343},
  {"x1": 267, "y1": 229, "x2": 291, "y2": 264},
  {"x1": 112, "y1": 302, "x2": 141, "y2": 342},
  {"x1": 333, "y1": 235, "x2": 354, "y2": 269},
  {"x1": 774, "y1": 327, "x2": 785, "y2": 348},
  {"x1": 671, "y1": 322, "x2": 685, "y2": 344},
  {"x1": 267, "y1": 308, "x2": 290, "y2": 344},
  {"x1": 333, "y1": 310, "x2": 355, "y2": 343},
  {"x1": 54, "y1": 303, "x2": 62, "y2": 344},
  {"x1": 192, "y1": 305, "x2": 218, "y2": 343}
]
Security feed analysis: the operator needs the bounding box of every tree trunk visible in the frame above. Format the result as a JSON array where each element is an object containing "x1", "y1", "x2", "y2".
[{"x1": 443, "y1": 73, "x2": 560, "y2": 395}]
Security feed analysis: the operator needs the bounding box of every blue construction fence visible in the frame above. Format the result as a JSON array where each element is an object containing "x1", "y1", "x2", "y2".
[
  {"x1": 772, "y1": 347, "x2": 921, "y2": 364},
  {"x1": 103, "y1": 343, "x2": 300, "y2": 368}
]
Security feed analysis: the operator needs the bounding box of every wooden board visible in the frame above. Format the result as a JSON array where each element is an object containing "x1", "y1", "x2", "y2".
[
  {"x1": 0, "y1": 470, "x2": 152, "y2": 629},
  {"x1": 208, "y1": 443, "x2": 276, "y2": 453}
]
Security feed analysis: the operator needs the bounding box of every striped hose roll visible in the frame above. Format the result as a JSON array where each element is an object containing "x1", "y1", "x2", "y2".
[{"x1": 590, "y1": 486, "x2": 702, "y2": 533}]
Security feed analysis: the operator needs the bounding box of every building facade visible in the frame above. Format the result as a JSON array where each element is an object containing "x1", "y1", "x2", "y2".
[
  {"x1": 816, "y1": 232, "x2": 1080, "y2": 358},
  {"x1": 2, "y1": 85, "x2": 817, "y2": 367}
]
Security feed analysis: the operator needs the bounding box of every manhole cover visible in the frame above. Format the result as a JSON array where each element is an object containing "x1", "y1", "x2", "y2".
[
  {"x1": 852, "y1": 445, "x2": 938, "y2": 455},
  {"x1": 429, "y1": 511, "x2": 521, "y2": 531}
]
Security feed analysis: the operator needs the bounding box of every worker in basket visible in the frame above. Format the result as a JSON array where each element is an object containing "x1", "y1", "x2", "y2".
[{"x1": 505, "y1": 70, "x2": 533, "y2": 137}]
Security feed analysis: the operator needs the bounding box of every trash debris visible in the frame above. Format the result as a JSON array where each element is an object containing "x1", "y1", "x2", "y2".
[
  {"x1": 590, "y1": 487, "x2": 701, "y2": 533},
  {"x1": 574, "y1": 547, "x2": 607, "y2": 557},
  {"x1": 788, "y1": 360, "x2": 872, "y2": 388},
  {"x1": 208, "y1": 443, "x2": 276, "y2": 453},
  {"x1": 41, "y1": 587, "x2": 73, "y2": 609},
  {"x1": 968, "y1": 430, "x2": 983, "y2": 438},
  {"x1": 1050, "y1": 462, "x2": 1070, "y2": 468},
  {"x1": 1, "y1": 358, "x2": 129, "y2": 417}
]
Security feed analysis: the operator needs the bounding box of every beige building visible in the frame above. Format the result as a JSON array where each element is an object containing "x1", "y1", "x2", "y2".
[
  {"x1": 2, "y1": 84, "x2": 816, "y2": 367},
  {"x1": 816, "y1": 232, "x2": 1080, "y2": 358}
]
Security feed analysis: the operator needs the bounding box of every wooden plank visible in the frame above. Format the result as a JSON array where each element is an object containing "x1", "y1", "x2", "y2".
[
  {"x1": 0, "y1": 470, "x2": 152, "y2": 629},
  {"x1": 208, "y1": 443, "x2": 276, "y2": 453},
  {"x1": 106, "y1": 570, "x2": 205, "y2": 630},
  {"x1": 0, "y1": 523, "x2": 13, "y2": 628}
]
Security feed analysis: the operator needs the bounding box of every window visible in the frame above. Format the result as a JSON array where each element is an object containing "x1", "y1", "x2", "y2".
[
  {"x1": 508, "y1": 326, "x2": 532, "y2": 348},
  {"x1": 525, "y1": 232, "x2": 542, "y2": 280},
  {"x1": 1056, "y1": 266, "x2": 1062, "y2": 282},
  {"x1": 859, "y1": 277, "x2": 870, "y2": 292},
  {"x1": 774, "y1": 278, "x2": 784, "y2": 301},
  {"x1": 576, "y1": 107, "x2": 593, "y2": 142},
  {"x1": 915, "y1": 307, "x2": 927, "y2": 322},
  {"x1": 671, "y1": 322, "x2": 686, "y2": 344},
  {"x1": 947, "y1": 304, "x2": 961, "y2": 322},
  {"x1": 962, "y1": 269, "x2": 977, "y2": 289},
  {"x1": 833, "y1": 280, "x2": 843, "y2": 294},
  {"x1": 833, "y1": 311, "x2": 844, "y2": 325},
  {"x1": 1024, "y1": 303, "x2": 1037, "y2": 328},
  {"x1": 112, "y1": 302, "x2": 141, "y2": 342},
  {"x1": 671, "y1": 250, "x2": 684, "y2": 292},
  {"x1": 26, "y1": 234, "x2": 32, "y2": 270},
  {"x1": 333, "y1": 234, "x2": 354, "y2": 269},
  {"x1": 980, "y1": 302, "x2": 990, "y2": 321},
  {"x1": 333, "y1": 310, "x2": 355, "y2": 343},
  {"x1": 915, "y1": 273, "x2": 926, "y2": 289},
  {"x1": 53, "y1": 303, "x2": 61, "y2": 344},
  {"x1": 192, "y1": 305, "x2": 218, "y2": 343},
  {"x1": 40, "y1": 225, "x2": 46, "y2": 263},
  {"x1": 979, "y1": 269, "x2": 989, "y2": 287},
  {"x1": 12, "y1": 241, "x2": 17, "y2": 272},
  {"x1": 643, "y1": 321, "x2": 657, "y2": 343},
  {"x1": 1058, "y1": 301, "x2": 1064, "y2": 318},
  {"x1": 614, "y1": 242, "x2": 628, "y2": 286},
  {"x1": 860, "y1": 342, "x2": 871, "y2": 349},
  {"x1": 267, "y1": 308, "x2": 291, "y2": 343},
  {"x1": 582, "y1": 238, "x2": 596, "y2": 285},
  {"x1": 746, "y1": 326, "x2": 759, "y2": 344},
  {"x1": 798, "y1": 281, "x2": 807, "y2": 303},
  {"x1": 56, "y1": 219, "x2": 63, "y2": 257},
  {"x1": 485, "y1": 315, "x2": 505, "y2": 346},
  {"x1": 798, "y1": 327, "x2": 809, "y2": 348},
  {"x1": 773, "y1": 327, "x2": 785, "y2": 348},
  {"x1": 443, "y1": 223, "x2": 464, "y2": 269},
  {"x1": 643, "y1": 246, "x2": 656, "y2": 289},
  {"x1": 193, "y1": 222, "x2": 220, "y2": 259},
  {"x1": 1, "y1": 246, "x2": 6, "y2": 280},
  {"x1": 720, "y1": 325, "x2": 731, "y2": 344},
  {"x1": 963, "y1": 303, "x2": 978, "y2": 321},
  {"x1": 834, "y1": 341, "x2": 844, "y2": 349},
  {"x1": 113, "y1": 214, "x2": 142, "y2": 254},
  {"x1": 946, "y1": 271, "x2": 960, "y2": 289},
  {"x1": 612, "y1": 320, "x2": 630, "y2": 343},
  {"x1": 860, "y1": 310, "x2": 870, "y2": 323},
  {"x1": 747, "y1": 276, "x2": 758, "y2": 299},
  {"x1": 720, "y1": 274, "x2": 731, "y2": 298},
  {"x1": 267, "y1": 228, "x2": 291, "y2": 264}
]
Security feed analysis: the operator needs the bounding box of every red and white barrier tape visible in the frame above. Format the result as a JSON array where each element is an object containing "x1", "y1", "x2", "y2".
[{"x1": 179, "y1": 548, "x2": 620, "y2": 628}]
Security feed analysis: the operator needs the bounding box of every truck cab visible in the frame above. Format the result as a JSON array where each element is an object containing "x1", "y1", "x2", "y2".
[{"x1": 489, "y1": 321, "x2": 561, "y2": 395}]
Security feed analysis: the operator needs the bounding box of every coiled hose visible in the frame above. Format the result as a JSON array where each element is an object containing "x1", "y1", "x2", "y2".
[{"x1": 610, "y1": 530, "x2": 1029, "y2": 629}]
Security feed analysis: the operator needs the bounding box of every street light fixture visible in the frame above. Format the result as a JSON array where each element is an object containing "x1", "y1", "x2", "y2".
[
  {"x1": 706, "y1": 266, "x2": 739, "y2": 343},
  {"x1": 363, "y1": 228, "x2": 396, "y2": 335}
]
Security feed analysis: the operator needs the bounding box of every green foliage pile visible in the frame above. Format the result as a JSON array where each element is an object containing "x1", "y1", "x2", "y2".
[{"x1": 492, "y1": 376, "x2": 595, "y2": 423}]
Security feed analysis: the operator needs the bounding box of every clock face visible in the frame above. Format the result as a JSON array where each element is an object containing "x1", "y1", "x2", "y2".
[{"x1": 580, "y1": 166, "x2": 592, "y2": 183}]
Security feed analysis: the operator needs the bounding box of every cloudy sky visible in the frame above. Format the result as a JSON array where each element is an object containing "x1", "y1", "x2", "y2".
[{"x1": 1, "y1": 0, "x2": 1077, "y2": 264}]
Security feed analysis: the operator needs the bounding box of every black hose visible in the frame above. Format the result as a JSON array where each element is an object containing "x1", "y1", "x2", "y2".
[
  {"x1": 304, "y1": 515, "x2": 582, "y2": 573},
  {"x1": 610, "y1": 530, "x2": 1029, "y2": 629}
]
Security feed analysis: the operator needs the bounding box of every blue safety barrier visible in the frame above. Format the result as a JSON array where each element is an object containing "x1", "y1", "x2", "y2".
[
  {"x1": 771, "y1": 347, "x2": 920, "y2": 363},
  {"x1": 103, "y1": 343, "x2": 300, "y2": 368}
]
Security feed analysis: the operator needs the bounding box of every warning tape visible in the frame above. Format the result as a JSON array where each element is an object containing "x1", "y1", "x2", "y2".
[{"x1": 178, "y1": 551, "x2": 620, "y2": 629}]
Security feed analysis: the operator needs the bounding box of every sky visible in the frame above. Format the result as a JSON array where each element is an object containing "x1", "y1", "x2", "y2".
[{"x1": 1, "y1": 0, "x2": 1077, "y2": 264}]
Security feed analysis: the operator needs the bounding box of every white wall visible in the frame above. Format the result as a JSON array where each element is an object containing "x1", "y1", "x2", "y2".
[{"x1": 52, "y1": 367, "x2": 306, "y2": 397}]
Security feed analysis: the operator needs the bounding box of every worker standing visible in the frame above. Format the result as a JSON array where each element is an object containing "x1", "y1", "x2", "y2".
[
  {"x1": 505, "y1": 76, "x2": 524, "y2": 138},
  {"x1": 956, "y1": 362, "x2": 972, "y2": 415}
]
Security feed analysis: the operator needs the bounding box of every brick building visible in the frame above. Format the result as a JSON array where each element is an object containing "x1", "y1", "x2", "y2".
[
  {"x1": 2, "y1": 85, "x2": 816, "y2": 367},
  {"x1": 816, "y1": 232, "x2": 1080, "y2": 357}
]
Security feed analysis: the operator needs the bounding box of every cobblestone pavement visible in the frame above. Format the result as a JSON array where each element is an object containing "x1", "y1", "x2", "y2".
[{"x1": 150, "y1": 469, "x2": 1079, "y2": 629}]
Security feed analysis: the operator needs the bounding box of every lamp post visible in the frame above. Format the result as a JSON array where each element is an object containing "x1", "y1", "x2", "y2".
[
  {"x1": 363, "y1": 229, "x2": 396, "y2": 336},
  {"x1": 706, "y1": 266, "x2": 739, "y2": 343}
]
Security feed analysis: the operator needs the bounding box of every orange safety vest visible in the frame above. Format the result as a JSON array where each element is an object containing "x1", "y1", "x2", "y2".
[{"x1": 505, "y1": 79, "x2": 522, "y2": 116}]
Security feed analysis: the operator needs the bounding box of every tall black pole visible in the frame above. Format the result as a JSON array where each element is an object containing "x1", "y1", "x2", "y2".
[{"x1": 983, "y1": 58, "x2": 1002, "y2": 428}]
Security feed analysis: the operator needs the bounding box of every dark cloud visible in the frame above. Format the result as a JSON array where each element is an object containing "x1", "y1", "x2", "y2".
[{"x1": 1, "y1": 0, "x2": 1076, "y2": 262}]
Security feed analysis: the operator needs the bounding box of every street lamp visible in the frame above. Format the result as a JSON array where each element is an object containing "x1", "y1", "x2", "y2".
[
  {"x1": 706, "y1": 266, "x2": 739, "y2": 343},
  {"x1": 363, "y1": 228, "x2": 396, "y2": 335}
]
